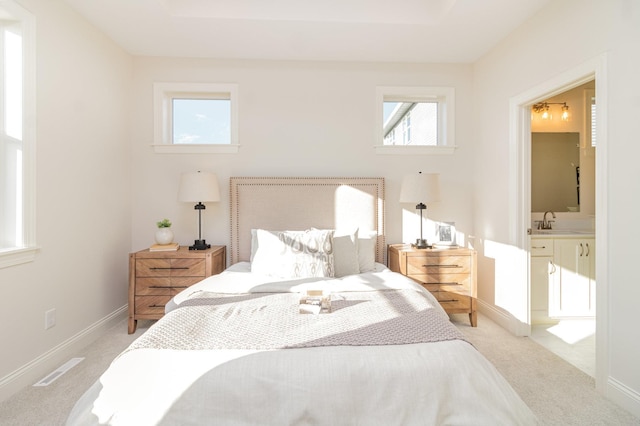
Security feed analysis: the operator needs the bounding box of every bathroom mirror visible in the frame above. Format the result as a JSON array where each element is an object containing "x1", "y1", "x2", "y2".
[{"x1": 531, "y1": 132, "x2": 580, "y2": 212}]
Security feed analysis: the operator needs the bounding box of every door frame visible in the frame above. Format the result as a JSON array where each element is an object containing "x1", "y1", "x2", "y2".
[{"x1": 509, "y1": 54, "x2": 608, "y2": 391}]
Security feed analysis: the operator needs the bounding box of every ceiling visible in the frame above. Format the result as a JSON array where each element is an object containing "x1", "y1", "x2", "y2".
[{"x1": 62, "y1": 0, "x2": 551, "y2": 63}]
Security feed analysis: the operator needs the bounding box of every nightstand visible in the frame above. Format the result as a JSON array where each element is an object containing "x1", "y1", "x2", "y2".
[
  {"x1": 128, "y1": 245, "x2": 226, "y2": 333},
  {"x1": 388, "y1": 244, "x2": 477, "y2": 327}
]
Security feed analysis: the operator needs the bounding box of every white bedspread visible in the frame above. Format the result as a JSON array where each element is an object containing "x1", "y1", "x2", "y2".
[{"x1": 67, "y1": 264, "x2": 537, "y2": 425}]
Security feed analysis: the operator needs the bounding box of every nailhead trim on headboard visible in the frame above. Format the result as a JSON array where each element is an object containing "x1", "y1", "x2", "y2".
[{"x1": 229, "y1": 177, "x2": 385, "y2": 266}]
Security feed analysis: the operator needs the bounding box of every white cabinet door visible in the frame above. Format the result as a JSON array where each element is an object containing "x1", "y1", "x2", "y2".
[
  {"x1": 531, "y1": 255, "x2": 553, "y2": 323},
  {"x1": 550, "y1": 238, "x2": 595, "y2": 317}
]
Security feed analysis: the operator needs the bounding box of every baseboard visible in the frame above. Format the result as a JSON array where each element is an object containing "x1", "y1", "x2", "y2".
[
  {"x1": 476, "y1": 299, "x2": 530, "y2": 336},
  {"x1": 0, "y1": 305, "x2": 127, "y2": 403},
  {"x1": 607, "y1": 376, "x2": 640, "y2": 419}
]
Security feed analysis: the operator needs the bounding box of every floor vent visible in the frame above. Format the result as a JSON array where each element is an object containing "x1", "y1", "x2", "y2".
[{"x1": 33, "y1": 357, "x2": 84, "y2": 387}]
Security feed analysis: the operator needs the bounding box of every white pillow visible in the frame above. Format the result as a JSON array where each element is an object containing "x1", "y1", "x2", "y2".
[
  {"x1": 251, "y1": 229, "x2": 335, "y2": 279},
  {"x1": 333, "y1": 228, "x2": 360, "y2": 277},
  {"x1": 250, "y1": 228, "x2": 278, "y2": 262},
  {"x1": 358, "y1": 231, "x2": 377, "y2": 273}
]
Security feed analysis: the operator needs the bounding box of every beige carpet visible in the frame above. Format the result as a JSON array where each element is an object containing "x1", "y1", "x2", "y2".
[
  {"x1": 0, "y1": 314, "x2": 638, "y2": 425},
  {"x1": 450, "y1": 314, "x2": 639, "y2": 426}
]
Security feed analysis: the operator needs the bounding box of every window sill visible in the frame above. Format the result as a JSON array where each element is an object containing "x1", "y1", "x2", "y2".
[
  {"x1": 374, "y1": 145, "x2": 457, "y2": 155},
  {"x1": 152, "y1": 144, "x2": 240, "y2": 154},
  {"x1": 0, "y1": 246, "x2": 39, "y2": 269}
]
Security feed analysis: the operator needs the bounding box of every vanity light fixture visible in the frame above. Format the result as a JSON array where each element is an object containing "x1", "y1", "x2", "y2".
[
  {"x1": 178, "y1": 171, "x2": 220, "y2": 250},
  {"x1": 400, "y1": 172, "x2": 441, "y2": 249},
  {"x1": 532, "y1": 102, "x2": 570, "y2": 121}
]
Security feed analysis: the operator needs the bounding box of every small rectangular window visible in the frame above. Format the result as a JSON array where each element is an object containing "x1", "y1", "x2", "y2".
[
  {"x1": 153, "y1": 83, "x2": 238, "y2": 154},
  {"x1": 172, "y1": 99, "x2": 230, "y2": 145},
  {"x1": 376, "y1": 86, "x2": 455, "y2": 155}
]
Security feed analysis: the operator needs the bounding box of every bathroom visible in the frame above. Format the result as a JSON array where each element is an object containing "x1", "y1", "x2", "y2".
[{"x1": 528, "y1": 80, "x2": 596, "y2": 376}]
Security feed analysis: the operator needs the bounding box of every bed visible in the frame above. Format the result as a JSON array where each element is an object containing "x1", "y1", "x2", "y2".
[{"x1": 67, "y1": 177, "x2": 537, "y2": 425}]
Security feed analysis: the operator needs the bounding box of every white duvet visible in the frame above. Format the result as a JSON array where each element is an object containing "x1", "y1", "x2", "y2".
[{"x1": 67, "y1": 264, "x2": 537, "y2": 425}]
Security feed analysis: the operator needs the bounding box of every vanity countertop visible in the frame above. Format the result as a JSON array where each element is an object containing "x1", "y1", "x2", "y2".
[{"x1": 530, "y1": 229, "x2": 595, "y2": 237}]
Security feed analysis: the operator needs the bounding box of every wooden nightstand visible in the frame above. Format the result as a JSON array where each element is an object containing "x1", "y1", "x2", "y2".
[
  {"x1": 388, "y1": 244, "x2": 477, "y2": 327},
  {"x1": 128, "y1": 245, "x2": 226, "y2": 333}
]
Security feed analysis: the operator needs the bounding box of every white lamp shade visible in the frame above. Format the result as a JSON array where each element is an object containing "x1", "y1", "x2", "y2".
[
  {"x1": 399, "y1": 172, "x2": 441, "y2": 204},
  {"x1": 178, "y1": 171, "x2": 221, "y2": 203}
]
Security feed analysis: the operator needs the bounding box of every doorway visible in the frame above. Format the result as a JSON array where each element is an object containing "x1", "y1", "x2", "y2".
[
  {"x1": 528, "y1": 81, "x2": 597, "y2": 377},
  {"x1": 509, "y1": 54, "x2": 608, "y2": 391}
]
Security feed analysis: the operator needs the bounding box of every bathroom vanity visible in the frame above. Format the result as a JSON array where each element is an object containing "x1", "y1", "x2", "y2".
[{"x1": 530, "y1": 232, "x2": 595, "y2": 323}]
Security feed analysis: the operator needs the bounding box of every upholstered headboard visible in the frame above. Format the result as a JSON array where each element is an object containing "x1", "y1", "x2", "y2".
[{"x1": 229, "y1": 177, "x2": 385, "y2": 265}]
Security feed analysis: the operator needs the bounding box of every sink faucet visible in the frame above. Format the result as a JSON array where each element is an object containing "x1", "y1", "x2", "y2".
[{"x1": 540, "y1": 211, "x2": 556, "y2": 229}]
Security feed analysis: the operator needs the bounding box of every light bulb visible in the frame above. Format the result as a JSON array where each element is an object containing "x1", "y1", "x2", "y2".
[{"x1": 561, "y1": 105, "x2": 570, "y2": 121}]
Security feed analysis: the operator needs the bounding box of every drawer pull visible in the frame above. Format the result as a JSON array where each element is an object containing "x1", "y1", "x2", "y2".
[
  {"x1": 150, "y1": 267, "x2": 189, "y2": 270},
  {"x1": 532, "y1": 245, "x2": 546, "y2": 249},
  {"x1": 439, "y1": 298, "x2": 459, "y2": 303},
  {"x1": 433, "y1": 282, "x2": 462, "y2": 286},
  {"x1": 149, "y1": 304, "x2": 166, "y2": 308},
  {"x1": 422, "y1": 264, "x2": 462, "y2": 268}
]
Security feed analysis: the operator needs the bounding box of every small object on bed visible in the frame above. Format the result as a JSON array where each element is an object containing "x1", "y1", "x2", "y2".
[{"x1": 299, "y1": 289, "x2": 331, "y2": 314}]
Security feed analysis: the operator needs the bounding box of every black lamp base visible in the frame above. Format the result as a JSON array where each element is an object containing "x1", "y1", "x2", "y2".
[
  {"x1": 189, "y1": 239, "x2": 211, "y2": 250},
  {"x1": 413, "y1": 238, "x2": 431, "y2": 249}
]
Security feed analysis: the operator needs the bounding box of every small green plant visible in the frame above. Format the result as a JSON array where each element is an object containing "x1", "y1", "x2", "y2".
[{"x1": 156, "y1": 218, "x2": 172, "y2": 228}]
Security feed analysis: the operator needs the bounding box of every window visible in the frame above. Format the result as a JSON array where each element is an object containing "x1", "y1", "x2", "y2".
[
  {"x1": 153, "y1": 82, "x2": 239, "y2": 154},
  {"x1": 376, "y1": 86, "x2": 455, "y2": 155},
  {"x1": 0, "y1": 1, "x2": 36, "y2": 269}
]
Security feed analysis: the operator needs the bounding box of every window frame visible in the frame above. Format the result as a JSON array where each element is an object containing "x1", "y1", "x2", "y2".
[
  {"x1": 0, "y1": 1, "x2": 37, "y2": 269},
  {"x1": 375, "y1": 86, "x2": 456, "y2": 155},
  {"x1": 153, "y1": 82, "x2": 239, "y2": 154}
]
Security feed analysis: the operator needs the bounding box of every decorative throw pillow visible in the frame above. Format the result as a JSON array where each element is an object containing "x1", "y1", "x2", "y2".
[
  {"x1": 357, "y1": 231, "x2": 377, "y2": 272},
  {"x1": 251, "y1": 229, "x2": 335, "y2": 278},
  {"x1": 332, "y1": 228, "x2": 360, "y2": 277}
]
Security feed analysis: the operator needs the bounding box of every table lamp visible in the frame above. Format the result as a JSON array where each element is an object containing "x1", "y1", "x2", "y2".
[
  {"x1": 400, "y1": 172, "x2": 440, "y2": 249},
  {"x1": 178, "y1": 171, "x2": 220, "y2": 250}
]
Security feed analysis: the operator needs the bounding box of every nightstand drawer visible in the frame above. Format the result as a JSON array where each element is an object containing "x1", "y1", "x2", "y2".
[
  {"x1": 433, "y1": 290, "x2": 472, "y2": 310},
  {"x1": 406, "y1": 255, "x2": 471, "y2": 275},
  {"x1": 136, "y1": 258, "x2": 206, "y2": 277},
  {"x1": 136, "y1": 277, "x2": 203, "y2": 295},
  {"x1": 135, "y1": 295, "x2": 172, "y2": 315},
  {"x1": 417, "y1": 274, "x2": 471, "y2": 293}
]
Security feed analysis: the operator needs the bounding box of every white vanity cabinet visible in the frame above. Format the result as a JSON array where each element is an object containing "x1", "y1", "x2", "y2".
[
  {"x1": 551, "y1": 238, "x2": 596, "y2": 318},
  {"x1": 530, "y1": 236, "x2": 595, "y2": 322},
  {"x1": 530, "y1": 238, "x2": 554, "y2": 323}
]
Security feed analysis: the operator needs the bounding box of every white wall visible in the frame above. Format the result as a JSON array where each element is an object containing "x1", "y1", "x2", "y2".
[
  {"x1": 473, "y1": 0, "x2": 640, "y2": 416},
  {"x1": 0, "y1": 0, "x2": 132, "y2": 400},
  {"x1": 130, "y1": 58, "x2": 476, "y2": 255}
]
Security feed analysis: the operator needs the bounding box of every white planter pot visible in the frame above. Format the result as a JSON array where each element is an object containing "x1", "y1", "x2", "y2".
[{"x1": 155, "y1": 228, "x2": 174, "y2": 245}]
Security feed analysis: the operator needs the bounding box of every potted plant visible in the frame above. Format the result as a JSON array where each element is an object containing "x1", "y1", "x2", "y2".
[{"x1": 155, "y1": 218, "x2": 174, "y2": 245}]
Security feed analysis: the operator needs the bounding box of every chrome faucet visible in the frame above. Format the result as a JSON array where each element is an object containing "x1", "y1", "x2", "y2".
[{"x1": 540, "y1": 211, "x2": 556, "y2": 229}]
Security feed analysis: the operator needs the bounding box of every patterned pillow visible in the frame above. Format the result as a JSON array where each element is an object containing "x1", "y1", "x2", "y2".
[{"x1": 251, "y1": 229, "x2": 335, "y2": 278}]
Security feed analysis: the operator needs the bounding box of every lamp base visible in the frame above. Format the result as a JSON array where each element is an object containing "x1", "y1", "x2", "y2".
[
  {"x1": 189, "y1": 239, "x2": 211, "y2": 250},
  {"x1": 413, "y1": 238, "x2": 431, "y2": 249}
]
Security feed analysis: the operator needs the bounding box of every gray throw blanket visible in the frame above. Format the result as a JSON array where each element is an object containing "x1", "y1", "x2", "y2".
[{"x1": 126, "y1": 290, "x2": 468, "y2": 352}]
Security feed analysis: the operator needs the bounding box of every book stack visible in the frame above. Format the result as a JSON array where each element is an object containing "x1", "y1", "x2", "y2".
[{"x1": 149, "y1": 242, "x2": 179, "y2": 252}]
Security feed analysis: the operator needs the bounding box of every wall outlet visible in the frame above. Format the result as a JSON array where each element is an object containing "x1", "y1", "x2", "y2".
[{"x1": 45, "y1": 309, "x2": 56, "y2": 330}]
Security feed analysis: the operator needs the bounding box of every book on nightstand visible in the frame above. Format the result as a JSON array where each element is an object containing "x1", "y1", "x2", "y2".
[{"x1": 149, "y1": 242, "x2": 180, "y2": 252}]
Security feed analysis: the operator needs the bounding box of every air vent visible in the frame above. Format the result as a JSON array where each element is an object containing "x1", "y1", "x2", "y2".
[{"x1": 33, "y1": 357, "x2": 84, "y2": 387}]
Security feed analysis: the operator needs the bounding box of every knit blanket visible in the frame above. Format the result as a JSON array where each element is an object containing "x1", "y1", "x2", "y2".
[{"x1": 126, "y1": 289, "x2": 468, "y2": 352}]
